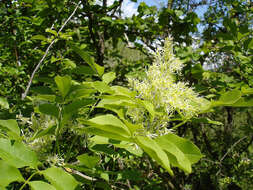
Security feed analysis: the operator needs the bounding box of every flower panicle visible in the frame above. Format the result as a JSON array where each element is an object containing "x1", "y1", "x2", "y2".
[{"x1": 128, "y1": 38, "x2": 206, "y2": 136}]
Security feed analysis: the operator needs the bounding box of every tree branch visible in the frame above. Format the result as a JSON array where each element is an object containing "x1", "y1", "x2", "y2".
[
  {"x1": 216, "y1": 136, "x2": 247, "y2": 176},
  {"x1": 220, "y1": 136, "x2": 247, "y2": 162},
  {"x1": 21, "y1": 1, "x2": 81, "y2": 100},
  {"x1": 64, "y1": 167, "x2": 97, "y2": 181}
]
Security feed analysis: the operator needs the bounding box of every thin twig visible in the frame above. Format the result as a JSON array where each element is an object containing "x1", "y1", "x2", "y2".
[
  {"x1": 65, "y1": 168, "x2": 97, "y2": 181},
  {"x1": 216, "y1": 136, "x2": 247, "y2": 176},
  {"x1": 219, "y1": 136, "x2": 247, "y2": 162},
  {"x1": 124, "y1": 33, "x2": 135, "y2": 48},
  {"x1": 21, "y1": 1, "x2": 81, "y2": 100}
]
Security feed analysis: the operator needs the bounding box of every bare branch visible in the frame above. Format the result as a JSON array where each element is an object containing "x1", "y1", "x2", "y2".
[
  {"x1": 124, "y1": 33, "x2": 135, "y2": 48},
  {"x1": 216, "y1": 136, "x2": 247, "y2": 176},
  {"x1": 21, "y1": 1, "x2": 81, "y2": 100},
  {"x1": 220, "y1": 136, "x2": 247, "y2": 162},
  {"x1": 64, "y1": 167, "x2": 97, "y2": 181}
]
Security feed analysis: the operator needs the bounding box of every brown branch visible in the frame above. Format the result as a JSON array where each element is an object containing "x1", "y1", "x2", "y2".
[{"x1": 21, "y1": 1, "x2": 81, "y2": 100}]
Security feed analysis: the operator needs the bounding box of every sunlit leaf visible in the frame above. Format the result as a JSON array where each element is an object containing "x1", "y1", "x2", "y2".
[
  {"x1": 156, "y1": 133, "x2": 203, "y2": 164},
  {"x1": 0, "y1": 138, "x2": 38, "y2": 168},
  {"x1": 77, "y1": 154, "x2": 100, "y2": 168},
  {"x1": 135, "y1": 136, "x2": 173, "y2": 175},
  {"x1": 156, "y1": 135, "x2": 192, "y2": 173},
  {"x1": 0, "y1": 97, "x2": 9, "y2": 109},
  {"x1": 41, "y1": 167, "x2": 78, "y2": 190},
  {"x1": 102, "y1": 72, "x2": 116, "y2": 84},
  {"x1": 0, "y1": 160, "x2": 24, "y2": 187},
  {"x1": 0, "y1": 120, "x2": 20, "y2": 139},
  {"x1": 54, "y1": 75, "x2": 72, "y2": 98},
  {"x1": 29, "y1": 181, "x2": 56, "y2": 190}
]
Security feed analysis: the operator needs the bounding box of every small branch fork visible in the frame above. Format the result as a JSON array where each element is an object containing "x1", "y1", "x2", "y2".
[
  {"x1": 201, "y1": 136, "x2": 247, "y2": 176},
  {"x1": 219, "y1": 136, "x2": 247, "y2": 163},
  {"x1": 21, "y1": 1, "x2": 81, "y2": 100},
  {"x1": 216, "y1": 136, "x2": 247, "y2": 176}
]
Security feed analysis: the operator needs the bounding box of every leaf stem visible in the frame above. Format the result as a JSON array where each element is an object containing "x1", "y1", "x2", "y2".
[
  {"x1": 171, "y1": 120, "x2": 187, "y2": 130},
  {"x1": 65, "y1": 135, "x2": 78, "y2": 163},
  {"x1": 19, "y1": 171, "x2": 39, "y2": 190}
]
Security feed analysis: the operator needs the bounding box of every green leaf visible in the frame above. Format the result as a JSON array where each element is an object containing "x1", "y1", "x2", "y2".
[
  {"x1": 102, "y1": 72, "x2": 116, "y2": 84},
  {"x1": 191, "y1": 63, "x2": 204, "y2": 79},
  {"x1": 69, "y1": 43, "x2": 104, "y2": 76},
  {"x1": 79, "y1": 126, "x2": 131, "y2": 141},
  {"x1": 32, "y1": 125, "x2": 57, "y2": 140},
  {"x1": 94, "y1": 63, "x2": 105, "y2": 77},
  {"x1": 31, "y1": 86, "x2": 54, "y2": 95},
  {"x1": 100, "y1": 173, "x2": 109, "y2": 182},
  {"x1": 92, "y1": 81, "x2": 113, "y2": 94},
  {"x1": 219, "y1": 89, "x2": 241, "y2": 103},
  {"x1": 111, "y1": 86, "x2": 136, "y2": 97},
  {"x1": 101, "y1": 16, "x2": 113, "y2": 23},
  {"x1": 54, "y1": 75, "x2": 72, "y2": 98},
  {"x1": 51, "y1": 56, "x2": 61, "y2": 63},
  {"x1": 45, "y1": 28, "x2": 58, "y2": 36},
  {"x1": 84, "y1": 114, "x2": 131, "y2": 135},
  {"x1": 156, "y1": 133, "x2": 202, "y2": 164},
  {"x1": 63, "y1": 59, "x2": 76, "y2": 69},
  {"x1": 41, "y1": 167, "x2": 78, "y2": 190},
  {"x1": 90, "y1": 144, "x2": 117, "y2": 155},
  {"x1": 0, "y1": 160, "x2": 24, "y2": 187},
  {"x1": 39, "y1": 104, "x2": 59, "y2": 118},
  {"x1": 0, "y1": 138, "x2": 38, "y2": 168},
  {"x1": 33, "y1": 95, "x2": 56, "y2": 102},
  {"x1": 241, "y1": 87, "x2": 253, "y2": 95},
  {"x1": 31, "y1": 35, "x2": 47, "y2": 41},
  {"x1": 0, "y1": 119, "x2": 20, "y2": 139},
  {"x1": 141, "y1": 100, "x2": 157, "y2": 119},
  {"x1": 87, "y1": 114, "x2": 125, "y2": 127},
  {"x1": 0, "y1": 97, "x2": 9, "y2": 109},
  {"x1": 72, "y1": 66, "x2": 95, "y2": 75},
  {"x1": 32, "y1": 94, "x2": 56, "y2": 102},
  {"x1": 69, "y1": 88, "x2": 96, "y2": 99},
  {"x1": 90, "y1": 136, "x2": 143, "y2": 156},
  {"x1": 63, "y1": 99, "x2": 95, "y2": 117},
  {"x1": 213, "y1": 89, "x2": 241, "y2": 106},
  {"x1": 29, "y1": 181, "x2": 56, "y2": 190},
  {"x1": 227, "y1": 97, "x2": 253, "y2": 107},
  {"x1": 155, "y1": 135, "x2": 192, "y2": 173},
  {"x1": 248, "y1": 38, "x2": 253, "y2": 49},
  {"x1": 97, "y1": 96, "x2": 134, "y2": 108},
  {"x1": 77, "y1": 154, "x2": 100, "y2": 168},
  {"x1": 135, "y1": 136, "x2": 173, "y2": 175}
]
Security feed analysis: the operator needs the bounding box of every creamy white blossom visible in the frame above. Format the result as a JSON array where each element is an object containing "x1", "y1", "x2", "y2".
[{"x1": 128, "y1": 38, "x2": 206, "y2": 135}]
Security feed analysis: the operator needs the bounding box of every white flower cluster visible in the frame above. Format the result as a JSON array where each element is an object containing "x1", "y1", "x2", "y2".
[{"x1": 129, "y1": 38, "x2": 205, "y2": 134}]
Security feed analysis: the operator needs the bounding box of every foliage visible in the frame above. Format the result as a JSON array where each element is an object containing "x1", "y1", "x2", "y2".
[
  {"x1": 0, "y1": 0, "x2": 253, "y2": 189},
  {"x1": 0, "y1": 38, "x2": 204, "y2": 189}
]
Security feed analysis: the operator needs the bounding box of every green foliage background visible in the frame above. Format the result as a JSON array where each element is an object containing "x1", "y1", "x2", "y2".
[{"x1": 0, "y1": 0, "x2": 252, "y2": 189}]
